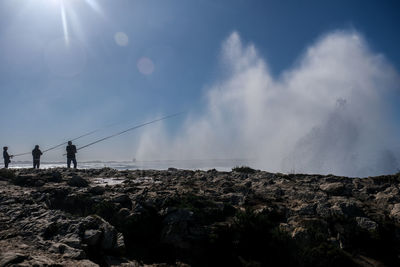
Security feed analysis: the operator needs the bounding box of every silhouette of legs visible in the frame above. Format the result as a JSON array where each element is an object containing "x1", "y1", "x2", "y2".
[
  {"x1": 33, "y1": 160, "x2": 40, "y2": 169},
  {"x1": 67, "y1": 158, "x2": 77, "y2": 169}
]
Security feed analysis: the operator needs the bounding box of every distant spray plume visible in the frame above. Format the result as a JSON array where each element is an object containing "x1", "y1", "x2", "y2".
[{"x1": 135, "y1": 31, "x2": 400, "y2": 177}]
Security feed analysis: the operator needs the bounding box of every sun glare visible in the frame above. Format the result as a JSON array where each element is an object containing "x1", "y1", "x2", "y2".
[{"x1": 46, "y1": 0, "x2": 103, "y2": 46}]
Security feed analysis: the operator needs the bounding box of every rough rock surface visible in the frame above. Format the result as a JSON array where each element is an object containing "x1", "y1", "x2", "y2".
[{"x1": 0, "y1": 167, "x2": 400, "y2": 266}]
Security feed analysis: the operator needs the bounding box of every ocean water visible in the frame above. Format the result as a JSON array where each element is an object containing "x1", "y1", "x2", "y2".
[{"x1": 7, "y1": 159, "x2": 251, "y2": 171}]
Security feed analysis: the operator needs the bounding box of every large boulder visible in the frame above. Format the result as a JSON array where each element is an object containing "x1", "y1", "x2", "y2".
[{"x1": 80, "y1": 216, "x2": 123, "y2": 252}]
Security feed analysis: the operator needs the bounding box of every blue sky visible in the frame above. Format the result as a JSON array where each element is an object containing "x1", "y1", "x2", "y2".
[{"x1": 1, "y1": 0, "x2": 400, "y2": 167}]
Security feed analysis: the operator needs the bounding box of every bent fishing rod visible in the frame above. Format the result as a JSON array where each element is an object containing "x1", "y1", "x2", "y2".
[
  {"x1": 64, "y1": 112, "x2": 184, "y2": 155},
  {"x1": 39, "y1": 116, "x2": 160, "y2": 154},
  {"x1": 12, "y1": 128, "x2": 104, "y2": 157},
  {"x1": 12, "y1": 115, "x2": 153, "y2": 157}
]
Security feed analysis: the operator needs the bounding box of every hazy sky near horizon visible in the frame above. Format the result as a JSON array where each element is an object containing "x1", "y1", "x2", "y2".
[{"x1": 1, "y1": 0, "x2": 400, "y2": 175}]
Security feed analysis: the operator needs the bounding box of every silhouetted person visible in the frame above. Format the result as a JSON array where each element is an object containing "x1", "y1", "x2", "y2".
[
  {"x1": 3, "y1": 147, "x2": 13, "y2": 169},
  {"x1": 32, "y1": 145, "x2": 43, "y2": 169},
  {"x1": 66, "y1": 141, "x2": 77, "y2": 168}
]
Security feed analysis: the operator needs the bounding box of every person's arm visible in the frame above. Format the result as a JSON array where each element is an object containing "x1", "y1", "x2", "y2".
[{"x1": 40, "y1": 150, "x2": 43, "y2": 155}]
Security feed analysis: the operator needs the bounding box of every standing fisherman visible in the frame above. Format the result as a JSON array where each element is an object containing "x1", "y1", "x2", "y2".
[
  {"x1": 66, "y1": 141, "x2": 77, "y2": 169},
  {"x1": 32, "y1": 145, "x2": 43, "y2": 169},
  {"x1": 3, "y1": 147, "x2": 13, "y2": 169}
]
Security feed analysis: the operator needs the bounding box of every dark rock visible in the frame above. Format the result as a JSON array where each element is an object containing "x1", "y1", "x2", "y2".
[
  {"x1": 83, "y1": 229, "x2": 102, "y2": 246},
  {"x1": 12, "y1": 175, "x2": 36, "y2": 187},
  {"x1": 49, "y1": 171, "x2": 63, "y2": 183},
  {"x1": 113, "y1": 233, "x2": 126, "y2": 254},
  {"x1": 320, "y1": 182, "x2": 346, "y2": 195},
  {"x1": 117, "y1": 208, "x2": 131, "y2": 219},
  {"x1": 61, "y1": 234, "x2": 82, "y2": 249},
  {"x1": 88, "y1": 186, "x2": 105, "y2": 195},
  {"x1": 2, "y1": 168, "x2": 400, "y2": 266},
  {"x1": 67, "y1": 175, "x2": 89, "y2": 187},
  {"x1": 161, "y1": 209, "x2": 194, "y2": 248},
  {"x1": 100, "y1": 221, "x2": 118, "y2": 250},
  {"x1": 355, "y1": 217, "x2": 378, "y2": 231},
  {"x1": 112, "y1": 194, "x2": 132, "y2": 209},
  {"x1": 0, "y1": 252, "x2": 28, "y2": 267},
  {"x1": 0, "y1": 169, "x2": 15, "y2": 180},
  {"x1": 390, "y1": 203, "x2": 400, "y2": 223},
  {"x1": 49, "y1": 243, "x2": 86, "y2": 259}
]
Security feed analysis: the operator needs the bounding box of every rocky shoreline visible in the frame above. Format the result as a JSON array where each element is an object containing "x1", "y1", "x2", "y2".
[{"x1": 0, "y1": 167, "x2": 400, "y2": 266}]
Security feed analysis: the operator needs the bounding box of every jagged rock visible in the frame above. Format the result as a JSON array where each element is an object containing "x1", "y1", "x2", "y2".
[
  {"x1": 316, "y1": 203, "x2": 331, "y2": 217},
  {"x1": 88, "y1": 186, "x2": 105, "y2": 195},
  {"x1": 163, "y1": 209, "x2": 193, "y2": 224},
  {"x1": 112, "y1": 194, "x2": 132, "y2": 209},
  {"x1": 49, "y1": 243, "x2": 86, "y2": 259},
  {"x1": 71, "y1": 259, "x2": 99, "y2": 267},
  {"x1": 161, "y1": 209, "x2": 193, "y2": 249},
  {"x1": 49, "y1": 171, "x2": 63, "y2": 183},
  {"x1": 61, "y1": 234, "x2": 82, "y2": 249},
  {"x1": 390, "y1": 203, "x2": 400, "y2": 222},
  {"x1": 355, "y1": 217, "x2": 378, "y2": 231},
  {"x1": 80, "y1": 216, "x2": 119, "y2": 250},
  {"x1": 100, "y1": 221, "x2": 118, "y2": 250},
  {"x1": 319, "y1": 182, "x2": 346, "y2": 195},
  {"x1": 291, "y1": 226, "x2": 308, "y2": 240},
  {"x1": 2, "y1": 168, "x2": 400, "y2": 266},
  {"x1": 117, "y1": 208, "x2": 131, "y2": 219},
  {"x1": 67, "y1": 175, "x2": 89, "y2": 187},
  {"x1": 83, "y1": 229, "x2": 102, "y2": 246},
  {"x1": 0, "y1": 252, "x2": 28, "y2": 267},
  {"x1": 12, "y1": 175, "x2": 37, "y2": 187},
  {"x1": 294, "y1": 203, "x2": 316, "y2": 216},
  {"x1": 29, "y1": 255, "x2": 57, "y2": 266},
  {"x1": 331, "y1": 200, "x2": 363, "y2": 217},
  {"x1": 113, "y1": 232, "x2": 126, "y2": 254}
]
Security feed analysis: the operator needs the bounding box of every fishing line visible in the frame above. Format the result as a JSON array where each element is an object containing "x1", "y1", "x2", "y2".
[
  {"x1": 12, "y1": 112, "x2": 184, "y2": 157},
  {"x1": 12, "y1": 117, "x2": 142, "y2": 157},
  {"x1": 69, "y1": 112, "x2": 184, "y2": 154},
  {"x1": 41, "y1": 115, "x2": 154, "y2": 154},
  {"x1": 12, "y1": 129, "x2": 103, "y2": 157}
]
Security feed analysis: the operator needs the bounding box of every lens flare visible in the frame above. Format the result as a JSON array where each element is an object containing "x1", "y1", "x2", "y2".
[
  {"x1": 114, "y1": 32, "x2": 129, "y2": 47},
  {"x1": 137, "y1": 57, "x2": 155, "y2": 75}
]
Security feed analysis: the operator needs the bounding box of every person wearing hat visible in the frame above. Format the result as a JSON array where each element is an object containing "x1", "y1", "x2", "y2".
[{"x1": 3, "y1": 147, "x2": 13, "y2": 169}]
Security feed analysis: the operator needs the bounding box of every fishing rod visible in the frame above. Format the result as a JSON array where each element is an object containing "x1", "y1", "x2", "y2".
[
  {"x1": 12, "y1": 123, "x2": 117, "y2": 157},
  {"x1": 65, "y1": 112, "x2": 184, "y2": 154},
  {"x1": 40, "y1": 115, "x2": 154, "y2": 154}
]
